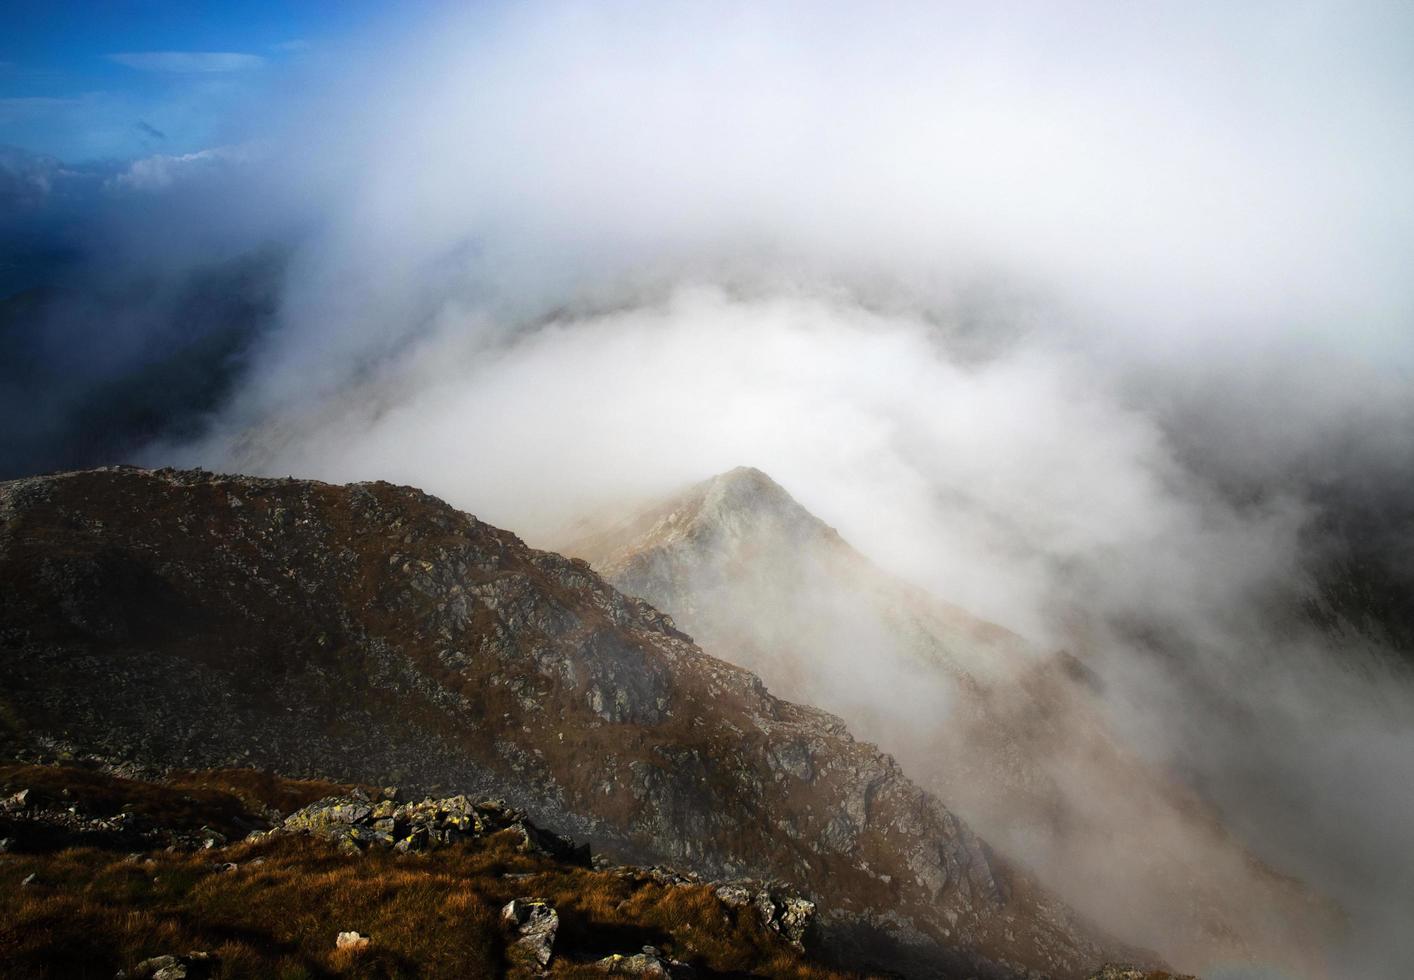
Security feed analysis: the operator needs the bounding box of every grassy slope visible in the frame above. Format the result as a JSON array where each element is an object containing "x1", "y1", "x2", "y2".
[{"x1": 0, "y1": 765, "x2": 847, "y2": 980}]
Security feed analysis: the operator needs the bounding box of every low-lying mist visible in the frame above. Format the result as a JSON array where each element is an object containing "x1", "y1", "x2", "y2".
[{"x1": 5, "y1": 2, "x2": 1413, "y2": 977}]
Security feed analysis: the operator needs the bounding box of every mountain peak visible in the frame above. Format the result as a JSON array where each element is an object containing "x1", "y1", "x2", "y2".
[
  {"x1": 557, "y1": 466, "x2": 844, "y2": 584},
  {"x1": 705, "y1": 464, "x2": 775, "y2": 490},
  {"x1": 613, "y1": 465, "x2": 842, "y2": 562},
  {"x1": 697, "y1": 465, "x2": 815, "y2": 520}
]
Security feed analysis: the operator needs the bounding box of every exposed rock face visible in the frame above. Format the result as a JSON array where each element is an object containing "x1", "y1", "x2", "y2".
[
  {"x1": 564, "y1": 466, "x2": 1340, "y2": 976},
  {"x1": 0, "y1": 466, "x2": 1145, "y2": 978}
]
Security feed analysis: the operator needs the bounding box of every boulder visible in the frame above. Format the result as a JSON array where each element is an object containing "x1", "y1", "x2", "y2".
[
  {"x1": 593, "y1": 945, "x2": 693, "y2": 976},
  {"x1": 501, "y1": 898, "x2": 559, "y2": 968},
  {"x1": 713, "y1": 880, "x2": 814, "y2": 949},
  {"x1": 335, "y1": 931, "x2": 370, "y2": 952},
  {"x1": 115, "y1": 951, "x2": 215, "y2": 980}
]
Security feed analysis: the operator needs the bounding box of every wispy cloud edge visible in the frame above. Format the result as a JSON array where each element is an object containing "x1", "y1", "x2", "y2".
[{"x1": 108, "y1": 51, "x2": 266, "y2": 74}]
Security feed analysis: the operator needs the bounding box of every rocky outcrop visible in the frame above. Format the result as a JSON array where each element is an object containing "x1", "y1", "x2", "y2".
[
  {"x1": 280, "y1": 791, "x2": 590, "y2": 862},
  {"x1": 0, "y1": 466, "x2": 1148, "y2": 978},
  {"x1": 715, "y1": 881, "x2": 816, "y2": 950}
]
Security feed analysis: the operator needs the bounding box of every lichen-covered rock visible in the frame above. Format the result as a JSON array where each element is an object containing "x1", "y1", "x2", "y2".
[
  {"x1": 282, "y1": 793, "x2": 589, "y2": 863},
  {"x1": 775, "y1": 895, "x2": 816, "y2": 949},
  {"x1": 592, "y1": 945, "x2": 692, "y2": 976},
  {"x1": 712, "y1": 880, "x2": 815, "y2": 949},
  {"x1": 502, "y1": 898, "x2": 559, "y2": 968},
  {"x1": 713, "y1": 883, "x2": 752, "y2": 907}
]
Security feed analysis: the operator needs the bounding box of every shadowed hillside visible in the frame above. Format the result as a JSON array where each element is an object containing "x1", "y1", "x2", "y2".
[{"x1": 0, "y1": 466, "x2": 1159, "y2": 979}]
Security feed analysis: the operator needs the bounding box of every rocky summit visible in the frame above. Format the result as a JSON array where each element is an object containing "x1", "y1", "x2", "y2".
[{"x1": 0, "y1": 465, "x2": 1158, "y2": 978}]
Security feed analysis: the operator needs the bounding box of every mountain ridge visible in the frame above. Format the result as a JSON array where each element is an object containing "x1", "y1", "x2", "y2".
[
  {"x1": 564, "y1": 466, "x2": 1341, "y2": 977},
  {"x1": 0, "y1": 465, "x2": 1153, "y2": 979}
]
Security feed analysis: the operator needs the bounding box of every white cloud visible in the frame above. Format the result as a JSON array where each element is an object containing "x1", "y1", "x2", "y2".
[{"x1": 105, "y1": 145, "x2": 253, "y2": 192}]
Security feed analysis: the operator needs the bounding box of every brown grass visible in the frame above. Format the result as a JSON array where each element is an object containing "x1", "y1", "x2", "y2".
[
  {"x1": 167, "y1": 768, "x2": 376, "y2": 817},
  {"x1": 0, "y1": 822, "x2": 849, "y2": 979},
  {"x1": 0, "y1": 764, "x2": 268, "y2": 841}
]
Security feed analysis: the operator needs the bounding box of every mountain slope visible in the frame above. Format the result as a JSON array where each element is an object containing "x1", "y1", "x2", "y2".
[
  {"x1": 0, "y1": 466, "x2": 1148, "y2": 979},
  {"x1": 564, "y1": 467, "x2": 1339, "y2": 976}
]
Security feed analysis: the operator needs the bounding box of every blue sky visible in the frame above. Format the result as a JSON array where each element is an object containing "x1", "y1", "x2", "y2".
[{"x1": 0, "y1": 0, "x2": 418, "y2": 162}]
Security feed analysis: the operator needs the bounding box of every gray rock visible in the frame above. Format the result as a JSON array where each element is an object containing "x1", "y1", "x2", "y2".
[
  {"x1": 593, "y1": 945, "x2": 693, "y2": 976},
  {"x1": 116, "y1": 951, "x2": 215, "y2": 980},
  {"x1": 713, "y1": 880, "x2": 815, "y2": 949},
  {"x1": 713, "y1": 883, "x2": 752, "y2": 907},
  {"x1": 501, "y1": 898, "x2": 558, "y2": 968},
  {"x1": 282, "y1": 793, "x2": 589, "y2": 864}
]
